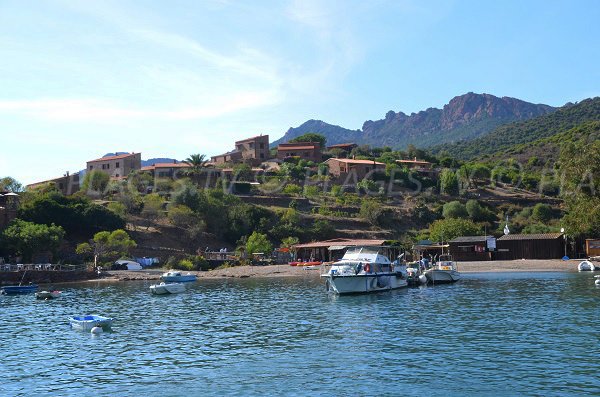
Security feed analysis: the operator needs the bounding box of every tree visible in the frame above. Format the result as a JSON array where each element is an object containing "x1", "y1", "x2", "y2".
[
  {"x1": 183, "y1": 154, "x2": 209, "y2": 184},
  {"x1": 76, "y1": 229, "x2": 136, "y2": 267},
  {"x1": 245, "y1": 231, "x2": 272, "y2": 255},
  {"x1": 442, "y1": 201, "x2": 468, "y2": 219},
  {"x1": 465, "y1": 200, "x2": 496, "y2": 222},
  {"x1": 531, "y1": 203, "x2": 554, "y2": 223},
  {"x1": 1, "y1": 220, "x2": 65, "y2": 262},
  {"x1": 360, "y1": 199, "x2": 384, "y2": 225},
  {"x1": 0, "y1": 177, "x2": 23, "y2": 192},
  {"x1": 439, "y1": 169, "x2": 459, "y2": 195},
  {"x1": 289, "y1": 133, "x2": 326, "y2": 148},
  {"x1": 81, "y1": 170, "x2": 110, "y2": 196},
  {"x1": 168, "y1": 205, "x2": 206, "y2": 242},
  {"x1": 429, "y1": 218, "x2": 481, "y2": 242},
  {"x1": 141, "y1": 193, "x2": 165, "y2": 229}
]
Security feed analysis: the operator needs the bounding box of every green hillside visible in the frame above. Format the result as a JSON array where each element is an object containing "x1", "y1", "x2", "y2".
[{"x1": 433, "y1": 97, "x2": 600, "y2": 160}]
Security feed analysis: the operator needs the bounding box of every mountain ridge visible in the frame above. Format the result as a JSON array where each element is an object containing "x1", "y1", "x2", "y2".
[{"x1": 272, "y1": 92, "x2": 556, "y2": 149}]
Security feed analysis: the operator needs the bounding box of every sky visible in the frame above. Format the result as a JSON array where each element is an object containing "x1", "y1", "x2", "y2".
[{"x1": 1, "y1": 0, "x2": 599, "y2": 185}]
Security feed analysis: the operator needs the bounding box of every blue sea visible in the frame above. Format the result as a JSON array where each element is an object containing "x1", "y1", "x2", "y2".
[{"x1": 2, "y1": 272, "x2": 600, "y2": 396}]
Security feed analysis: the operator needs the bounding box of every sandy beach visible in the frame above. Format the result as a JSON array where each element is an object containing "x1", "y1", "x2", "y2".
[{"x1": 102, "y1": 259, "x2": 584, "y2": 281}]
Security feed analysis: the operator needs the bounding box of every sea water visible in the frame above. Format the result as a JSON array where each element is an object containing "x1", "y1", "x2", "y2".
[{"x1": 1, "y1": 272, "x2": 600, "y2": 396}]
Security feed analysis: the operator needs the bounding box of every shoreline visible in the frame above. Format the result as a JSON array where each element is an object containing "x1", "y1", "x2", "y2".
[{"x1": 98, "y1": 259, "x2": 584, "y2": 281}]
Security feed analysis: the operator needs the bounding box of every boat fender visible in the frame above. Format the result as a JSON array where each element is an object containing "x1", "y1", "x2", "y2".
[
  {"x1": 325, "y1": 280, "x2": 330, "y2": 291},
  {"x1": 364, "y1": 263, "x2": 371, "y2": 273},
  {"x1": 355, "y1": 263, "x2": 363, "y2": 275},
  {"x1": 91, "y1": 326, "x2": 103, "y2": 334}
]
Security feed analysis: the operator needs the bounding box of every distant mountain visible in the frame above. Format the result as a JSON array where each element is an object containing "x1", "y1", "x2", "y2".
[
  {"x1": 432, "y1": 97, "x2": 600, "y2": 160},
  {"x1": 142, "y1": 158, "x2": 179, "y2": 167},
  {"x1": 272, "y1": 93, "x2": 556, "y2": 149}
]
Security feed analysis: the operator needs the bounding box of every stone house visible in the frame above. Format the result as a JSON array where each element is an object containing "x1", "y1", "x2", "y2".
[
  {"x1": 86, "y1": 152, "x2": 141, "y2": 179},
  {"x1": 211, "y1": 135, "x2": 270, "y2": 166},
  {"x1": 325, "y1": 158, "x2": 385, "y2": 181},
  {"x1": 276, "y1": 142, "x2": 322, "y2": 163},
  {"x1": 26, "y1": 172, "x2": 80, "y2": 196}
]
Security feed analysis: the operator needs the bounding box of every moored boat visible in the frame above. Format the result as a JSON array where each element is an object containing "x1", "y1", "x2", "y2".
[
  {"x1": 160, "y1": 270, "x2": 197, "y2": 283},
  {"x1": 69, "y1": 315, "x2": 113, "y2": 331},
  {"x1": 320, "y1": 246, "x2": 408, "y2": 294},
  {"x1": 150, "y1": 282, "x2": 186, "y2": 295},
  {"x1": 1, "y1": 284, "x2": 39, "y2": 295},
  {"x1": 35, "y1": 290, "x2": 62, "y2": 299},
  {"x1": 424, "y1": 254, "x2": 461, "y2": 284},
  {"x1": 578, "y1": 260, "x2": 596, "y2": 272}
]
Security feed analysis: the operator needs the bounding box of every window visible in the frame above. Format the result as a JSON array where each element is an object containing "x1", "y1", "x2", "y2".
[
  {"x1": 260, "y1": 153, "x2": 264, "y2": 159},
  {"x1": 115, "y1": 174, "x2": 120, "y2": 178},
  {"x1": 249, "y1": 143, "x2": 254, "y2": 148},
  {"x1": 260, "y1": 143, "x2": 264, "y2": 149},
  {"x1": 116, "y1": 162, "x2": 120, "y2": 168},
  {"x1": 59, "y1": 183, "x2": 64, "y2": 189},
  {"x1": 89, "y1": 165, "x2": 93, "y2": 170},
  {"x1": 304, "y1": 152, "x2": 309, "y2": 157}
]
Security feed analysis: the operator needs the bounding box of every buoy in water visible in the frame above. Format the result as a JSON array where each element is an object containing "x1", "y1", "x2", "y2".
[
  {"x1": 91, "y1": 326, "x2": 103, "y2": 334},
  {"x1": 418, "y1": 275, "x2": 428, "y2": 285},
  {"x1": 595, "y1": 276, "x2": 600, "y2": 286}
]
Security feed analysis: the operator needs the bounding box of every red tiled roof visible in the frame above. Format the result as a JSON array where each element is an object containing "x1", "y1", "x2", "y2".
[
  {"x1": 235, "y1": 134, "x2": 269, "y2": 144},
  {"x1": 327, "y1": 143, "x2": 357, "y2": 149},
  {"x1": 278, "y1": 146, "x2": 318, "y2": 151},
  {"x1": 88, "y1": 153, "x2": 138, "y2": 163},
  {"x1": 326, "y1": 158, "x2": 385, "y2": 165},
  {"x1": 497, "y1": 233, "x2": 564, "y2": 241},
  {"x1": 396, "y1": 159, "x2": 432, "y2": 165},
  {"x1": 154, "y1": 163, "x2": 191, "y2": 168},
  {"x1": 294, "y1": 238, "x2": 389, "y2": 249}
]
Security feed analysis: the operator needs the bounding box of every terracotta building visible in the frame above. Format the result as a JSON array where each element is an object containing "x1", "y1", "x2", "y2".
[
  {"x1": 325, "y1": 158, "x2": 385, "y2": 180},
  {"x1": 141, "y1": 161, "x2": 191, "y2": 179},
  {"x1": 276, "y1": 142, "x2": 322, "y2": 163},
  {"x1": 26, "y1": 172, "x2": 80, "y2": 196},
  {"x1": 211, "y1": 135, "x2": 270, "y2": 166},
  {"x1": 86, "y1": 152, "x2": 141, "y2": 179}
]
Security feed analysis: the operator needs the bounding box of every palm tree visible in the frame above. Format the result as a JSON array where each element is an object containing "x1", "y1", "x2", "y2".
[{"x1": 183, "y1": 154, "x2": 209, "y2": 184}]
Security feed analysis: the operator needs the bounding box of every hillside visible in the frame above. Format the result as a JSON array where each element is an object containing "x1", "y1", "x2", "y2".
[
  {"x1": 433, "y1": 97, "x2": 600, "y2": 160},
  {"x1": 272, "y1": 92, "x2": 555, "y2": 149}
]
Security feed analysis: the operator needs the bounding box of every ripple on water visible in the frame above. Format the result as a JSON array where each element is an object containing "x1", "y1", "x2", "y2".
[{"x1": 2, "y1": 272, "x2": 600, "y2": 396}]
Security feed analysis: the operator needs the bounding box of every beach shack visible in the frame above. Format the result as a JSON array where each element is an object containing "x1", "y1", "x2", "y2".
[
  {"x1": 495, "y1": 233, "x2": 564, "y2": 260},
  {"x1": 449, "y1": 236, "x2": 496, "y2": 261},
  {"x1": 293, "y1": 238, "x2": 398, "y2": 263},
  {"x1": 586, "y1": 239, "x2": 600, "y2": 257}
]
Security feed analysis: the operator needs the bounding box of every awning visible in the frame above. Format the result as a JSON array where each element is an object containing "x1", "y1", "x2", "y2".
[{"x1": 328, "y1": 245, "x2": 347, "y2": 251}]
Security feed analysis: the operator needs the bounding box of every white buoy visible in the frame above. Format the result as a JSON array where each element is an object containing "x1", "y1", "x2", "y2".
[
  {"x1": 595, "y1": 276, "x2": 600, "y2": 286},
  {"x1": 418, "y1": 275, "x2": 428, "y2": 285},
  {"x1": 91, "y1": 326, "x2": 103, "y2": 334}
]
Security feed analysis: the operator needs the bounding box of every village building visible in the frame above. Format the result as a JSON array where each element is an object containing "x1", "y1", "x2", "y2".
[
  {"x1": 586, "y1": 239, "x2": 600, "y2": 257},
  {"x1": 86, "y1": 152, "x2": 141, "y2": 179},
  {"x1": 495, "y1": 233, "x2": 564, "y2": 260},
  {"x1": 211, "y1": 135, "x2": 270, "y2": 166},
  {"x1": 0, "y1": 192, "x2": 19, "y2": 229},
  {"x1": 326, "y1": 143, "x2": 358, "y2": 153},
  {"x1": 26, "y1": 172, "x2": 80, "y2": 196},
  {"x1": 276, "y1": 142, "x2": 322, "y2": 163},
  {"x1": 448, "y1": 236, "x2": 496, "y2": 261},
  {"x1": 141, "y1": 161, "x2": 191, "y2": 179},
  {"x1": 395, "y1": 158, "x2": 437, "y2": 177},
  {"x1": 325, "y1": 158, "x2": 386, "y2": 181}
]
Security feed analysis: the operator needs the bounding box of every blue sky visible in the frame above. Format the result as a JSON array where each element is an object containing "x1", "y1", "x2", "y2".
[{"x1": 1, "y1": 0, "x2": 599, "y2": 185}]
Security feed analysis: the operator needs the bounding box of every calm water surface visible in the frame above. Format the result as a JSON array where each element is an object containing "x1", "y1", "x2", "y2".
[{"x1": 2, "y1": 272, "x2": 600, "y2": 396}]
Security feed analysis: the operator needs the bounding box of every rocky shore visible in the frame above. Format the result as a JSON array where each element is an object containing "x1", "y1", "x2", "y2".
[{"x1": 100, "y1": 259, "x2": 583, "y2": 281}]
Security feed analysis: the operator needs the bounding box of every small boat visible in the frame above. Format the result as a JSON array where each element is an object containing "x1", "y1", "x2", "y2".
[
  {"x1": 578, "y1": 260, "x2": 596, "y2": 272},
  {"x1": 424, "y1": 254, "x2": 461, "y2": 284},
  {"x1": 160, "y1": 270, "x2": 197, "y2": 283},
  {"x1": 320, "y1": 246, "x2": 408, "y2": 294},
  {"x1": 69, "y1": 315, "x2": 113, "y2": 331},
  {"x1": 150, "y1": 282, "x2": 186, "y2": 295},
  {"x1": 1, "y1": 284, "x2": 39, "y2": 295},
  {"x1": 35, "y1": 290, "x2": 62, "y2": 299}
]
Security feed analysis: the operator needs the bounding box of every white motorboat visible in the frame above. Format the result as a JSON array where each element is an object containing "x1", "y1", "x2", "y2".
[
  {"x1": 69, "y1": 315, "x2": 113, "y2": 331},
  {"x1": 150, "y1": 282, "x2": 186, "y2": 295},
  {"x1": 424, "y1": 254, "x2": 461, "y2": 283},
  {"x1": 578, "y1": 260, "x2": 596, "y2": 272},
  {"x1": 320, "y1": 246, "x2": 408, "y2": 294},
  {"x1": 160, "y1": 271, "x2": 197, "y2": 283}
]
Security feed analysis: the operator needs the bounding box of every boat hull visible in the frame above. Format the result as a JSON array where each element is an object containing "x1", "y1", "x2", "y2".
[
  {"x1": 323, "y1": 273, "x2": 408, "y2": 294},
  {"x1": 1, "y1": 285, "x2": 39, "y2": 295},
  {"x1": 425, "y1": 269, "x2": 461, "y2": 283},
  {"x1": 578, "y1": 260, "x2": 596, "y2": 271},
  {"x1": 150, "y1": 282, "x2": 186, "y2": 295},
  {"x1": 160, "y1": 275, "x2": 197, "y2": 282},
  {"x1": 69, "y1": 315, "x2": 113, "y2": 331}
]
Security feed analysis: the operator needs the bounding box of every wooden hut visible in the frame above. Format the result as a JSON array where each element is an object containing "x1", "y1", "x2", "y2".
[
  {"x1": 496, "y1": 233, "x2": 564, "y2": 260},
  {"x1": 449, "y1": 236, "x2": 495, "y2": 261},
  {"x1": 293, "y1": 239, "x2": 398, "y2": 263}
]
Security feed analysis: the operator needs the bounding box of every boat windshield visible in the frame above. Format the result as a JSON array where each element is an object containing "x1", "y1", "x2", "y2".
[{"x1": 344, "y1": 246, "x2": 381, "y2": 256}]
